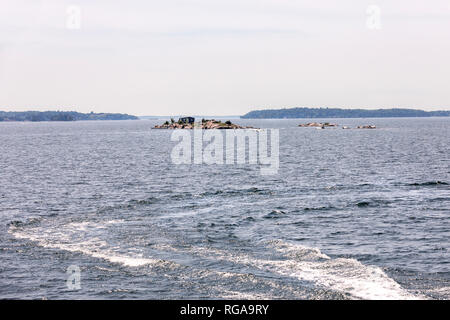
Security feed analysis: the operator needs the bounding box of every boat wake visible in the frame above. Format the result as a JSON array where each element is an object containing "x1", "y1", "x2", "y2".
[{"x1": 9, "y1": 220, "x2": 423, "y2": 300}]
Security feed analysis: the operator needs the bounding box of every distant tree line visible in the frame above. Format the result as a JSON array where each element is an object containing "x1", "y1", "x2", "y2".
[
  {"x1": 0, "y1": 111, "x2": 139, "y2": 122},
  {"x1": 241, "y1": 107, "x2": 450, "y2": 119}
]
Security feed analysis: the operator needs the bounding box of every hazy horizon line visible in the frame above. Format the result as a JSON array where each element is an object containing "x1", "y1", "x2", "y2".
[{"x1": 2, "y1": 106, "x2": 450, "y2": 118}]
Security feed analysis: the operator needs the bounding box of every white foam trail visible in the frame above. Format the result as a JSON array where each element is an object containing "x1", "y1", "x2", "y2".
[
  {"x1": 218, "y1": 290, "x2": 272, "y2": 300},
  {"x1": 425, "y1": 286, "x2": 450, "y2": 299},
  {"x1": 150, "y1": 240, "x2": 423, "y2": 300},
  {"x1": 260, "y1": 241, "x2": 424, "y2": 300},
  {"x1": 9, "y1": 220, "x2": 424, "y2": 299},
  {"x1": 9, "y1": 220, "x2": 160, "y2": 267}
]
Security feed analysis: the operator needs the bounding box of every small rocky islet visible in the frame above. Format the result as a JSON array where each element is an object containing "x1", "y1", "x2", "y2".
[
  {"x1": 154, "y1": 117, "x2": 255, "y2": 129},
  {"x1": 299, "y1": 122, "x2": 338, "y2": 128},
  {"x1": 299, "y1": 122, "x2": 376, "y2": 129}
]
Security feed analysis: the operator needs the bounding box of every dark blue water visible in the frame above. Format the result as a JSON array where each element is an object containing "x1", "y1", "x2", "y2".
[{"x1": 0, "y1": 118, "x2": 448, "y2": 299}]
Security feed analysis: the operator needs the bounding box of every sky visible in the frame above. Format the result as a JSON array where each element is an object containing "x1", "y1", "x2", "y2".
[{"x1": 0, "y1": 0, "x2": 449, "y2": 116}]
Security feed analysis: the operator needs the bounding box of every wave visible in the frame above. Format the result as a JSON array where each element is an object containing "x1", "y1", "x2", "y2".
[
  {"x1": 196, "y1": 187, "x2": 272, "y2": 198},
  {"x1": 263, "y1": 210, "x2": 287, "y2": 219},
  {"x1": 426, "y1": 197, "x2": 450, "y2": 203},
  {"x1": 354, "y1": 199, "x2": 393, "y2": 207},
  {"x1": 96, "y1": 188, "x2": 273, "y2": 211},
  {"x1": 408, "y1": 181, "x2": 448, "y2": 186},
  {"x1": 303, "y1": 205, "x2": 339, "y2": 211}
]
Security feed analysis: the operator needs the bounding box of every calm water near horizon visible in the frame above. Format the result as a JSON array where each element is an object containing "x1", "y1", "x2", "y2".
[{"x1": 0, "y1": 117, "x2": 448, "y2": 299}]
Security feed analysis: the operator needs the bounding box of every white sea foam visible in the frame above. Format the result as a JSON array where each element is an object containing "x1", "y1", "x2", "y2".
[
  {"x1": 9, "y1": 220, "x2": 160, "y2": 267},
  {"x1": 218, "y1": 289, "x2": 272, "y2": 300},
  {"x1": 9, "y1": 220, "x2": 424, "y2": 299},
  {"x1": 264, "y1": 240, "x2": 422, "y2": 300},
  {"x1": 150, "y1": 240, "x2": 423, "y2": 300},
  {"x1": 425, "y1": 286, "x2": 450, "y2": 299}
]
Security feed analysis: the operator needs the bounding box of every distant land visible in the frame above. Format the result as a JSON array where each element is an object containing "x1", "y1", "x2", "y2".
[
  {"x1": 0, "y1": 111, "x2": 138, "y2": 122},
  {"x1": 241, "y1": 107, "x2": 450, "y2": 119}
]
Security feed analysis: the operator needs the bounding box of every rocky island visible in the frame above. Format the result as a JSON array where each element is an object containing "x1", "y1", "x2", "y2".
[
  {"x1": 356, "y1": 125, "x2": 377, "y2": 129},
  {"x1": 299, "y1": 122, "x2": 338, "y2": 128},
  {"x1": 154, "y1": 117, "x2": 255, "y2": 129},
  {"x1": 299, "y1": 122, "x2": 376, "y2": 129}
]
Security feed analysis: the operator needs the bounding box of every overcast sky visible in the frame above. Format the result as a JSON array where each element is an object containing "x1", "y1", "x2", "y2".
[{"x1": 0, "y1": 0, "x2": 449, "y2": 116}]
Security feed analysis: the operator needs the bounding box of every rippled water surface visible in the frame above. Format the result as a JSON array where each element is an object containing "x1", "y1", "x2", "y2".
[{"x1": 0, "y1": 118, "x2": 449, "y2": 299}]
